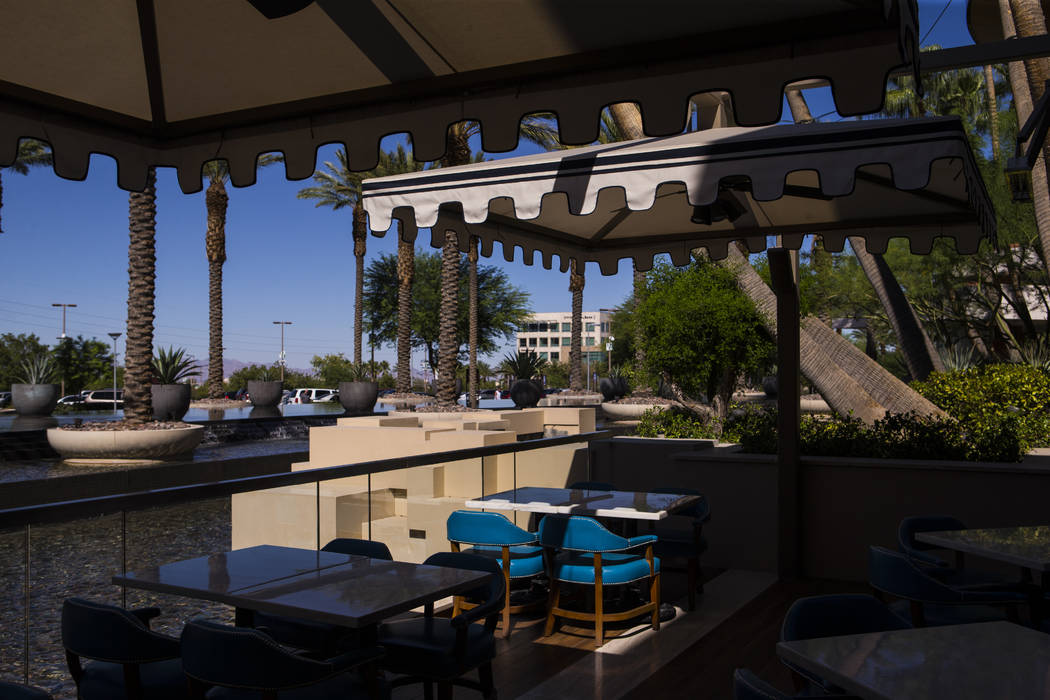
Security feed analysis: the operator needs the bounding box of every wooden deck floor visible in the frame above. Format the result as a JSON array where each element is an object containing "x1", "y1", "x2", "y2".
[{"x1": 391, "y1": 570, "x2": 866, "y2": 699}]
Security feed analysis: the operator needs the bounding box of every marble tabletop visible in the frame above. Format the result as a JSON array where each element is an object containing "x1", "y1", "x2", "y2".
[
  {"x1": 114, "y1": 544, "x2": 492, "y2": 627},
  {"x1": 777, "y1": 621, "x2": 1050, "y2": 700},
  {"x1": 465, "y1": 486, "x2": 698, "y2": 521},
  {"x1": 915, "y1": 526, "x2": 1050, "y2": 572}
]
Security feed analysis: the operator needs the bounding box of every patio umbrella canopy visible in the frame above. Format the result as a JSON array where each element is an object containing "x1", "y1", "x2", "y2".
[
  {"x1": 361, "y1": 117, "x2": 996, "y2": 274},
  {"x1": 0, "y1": 0, "x2": 917, "y2": 192}
]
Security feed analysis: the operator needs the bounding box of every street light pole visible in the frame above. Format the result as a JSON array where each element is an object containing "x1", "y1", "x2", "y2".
[
  {"x1": 53, "y1": 303, "x2": 77, "y2": 396},
  {"x1": 107, "y1": 332, "x2": 121, "y2": 413},
  {"x1": 272, "y1": 321, "x2": 292, "y2": 383}
]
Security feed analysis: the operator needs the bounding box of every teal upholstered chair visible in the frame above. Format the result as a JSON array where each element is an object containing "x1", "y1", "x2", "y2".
[
  {"x1": 868, "y1": 546, "x2": 1029, "y2": 627},
  {"x1": 538, "y1": 515, "x2": 660, "y2": 647},
  {"x1": 447, "y1": 510, "x2": 543, "y2": 637}
]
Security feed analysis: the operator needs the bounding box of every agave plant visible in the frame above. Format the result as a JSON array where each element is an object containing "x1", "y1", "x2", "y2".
[
  {"x1": 936, "y1": 343, "x2": 978, "y2": 372},
  {"x1": 151, "y1": 346, "x2": 201, "y2": 384},
  {"x1": 344, "y1": 361, "x2": 370, "y2": 382},
  {"x1": 18, "y1": 352, "x2": 56, "y2": 384},
  {"x1": 499, "y1": 350, "x2": 548, "y2": 380}
]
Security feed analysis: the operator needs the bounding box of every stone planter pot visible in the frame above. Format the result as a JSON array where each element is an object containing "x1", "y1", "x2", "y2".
[
  {"x1": 47, "y1": 424, "x2": 204, "y2": 464},
  {"x1": 600, "y1": 402, "x2": 669, "y2": 420},
  {"x1": 151, "y1": 384, "x2": 192, "y2": 421},
  {"x1": 510, "y1": 379, "x2": 542, "y2": 409},
  {"x1": 247, "y1": 380, "x2": 282, "y2": 407},
  {"x1": 248, "y1": 406, "x2": 282, "y2": 419},
  {"x1": 11, "y1": 383, "x2": 59, "y2": 416},
  {"x1": 339, "y1": 381, "x2": 379, "y2": 415}
]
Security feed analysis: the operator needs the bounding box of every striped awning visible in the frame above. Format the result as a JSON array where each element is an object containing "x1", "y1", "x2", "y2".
[
  {"x1": 362, "y1": 117, "x2": 994, "y2": 274},
  {"x1": 0, "y1": 0, "x2": 917, "y2": 193}
]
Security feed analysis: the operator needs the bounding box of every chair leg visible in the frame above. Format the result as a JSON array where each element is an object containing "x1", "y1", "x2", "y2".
[
  {"x1": 687, "y1": 557, "x2": 698, "y2": 611},
  {"x1": 651, "y1": 572, "x2": 661, "y2": 631},
  {"x1": 594, "y1": 581, "x2": 604, "y2": 648},
  {"x1": 544, "y1": 582, "x2": 560, "y2": 636},
  {"x1": 500, "y1": 568, "x2": 512, "y2": 638},
  {"x1": 452, "y1": 595, "x2": 462, "y2": 618},
  {"x1": 438, "y1": 680, "x2": 454, "y2": 700},
  {"x1": 479, "y1": 661, "x2": 496, "y2": 699}
]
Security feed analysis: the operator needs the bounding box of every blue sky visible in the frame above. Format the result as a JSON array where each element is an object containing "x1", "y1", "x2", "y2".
[{"x1": 0, "y1": 1, "x2": 973, "y2": 374}]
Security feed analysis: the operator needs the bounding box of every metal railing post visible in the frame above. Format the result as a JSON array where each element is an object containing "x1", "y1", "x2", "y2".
[
  {"x1": 23, "y1": 524, "x2": 29, "y2": 686},
  {"x1": 315, "y1": 482, "x2": 321, "y2": 551}
]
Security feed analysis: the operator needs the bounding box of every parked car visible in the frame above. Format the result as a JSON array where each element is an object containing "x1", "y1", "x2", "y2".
[
  {"x1": 57, "y1": 394, "x2": 86, "y2": 406},
  {"x1": 288, "y1": 388, "x2": 338, "y2": 404},
  {"x1": 0, "y1": 391, "x2": 10, "y2": 407},
  {"x1": 82, "y1": 389, "x2": 124, "y2": 406},
  {"x1": 224, "y1": 389, "x2": 247, "y2": 400},
  {"x1": 377, "y1": 388, "x2": 396, "y2": 397}
]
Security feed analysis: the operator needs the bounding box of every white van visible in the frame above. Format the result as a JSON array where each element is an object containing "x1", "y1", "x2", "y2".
[{"x1": 288, "y1": 388, "x2": 337, "y2": 404}]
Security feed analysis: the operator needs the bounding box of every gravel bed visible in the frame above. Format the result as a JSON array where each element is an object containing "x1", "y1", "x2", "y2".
[
  {"x1": 0, "y1": 499, "x2": 233, "y2": 697},
  {"x1": 56, "y1": 420, "x2": 195, "y2": 431},
  {"x1": 414, "y1": 403, "x2": 479, "y2": 413},
  {"x1": 190, "y1": 399, "x2": 249, "y2": 409},
  {"x1": 605, "y1": 396, "x2": 674, "y2": 405}
]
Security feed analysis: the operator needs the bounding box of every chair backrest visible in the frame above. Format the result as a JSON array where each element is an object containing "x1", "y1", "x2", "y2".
[
  {"x1": 181, "y1": 619, "x2": 338, "y2": 691},
  {"x1": 781, "y1": 594, "x2": 910, "y2": 643},
  {"x1": 869, "y1": 546, "x2": 964, "y2": 603},
  {"x1": 538, "y1": 515, "x2": 630, "y2": 553},
  {"x1": 322, "y1": 537, "x2": 392, "y2": 560},
  {"x1": 446, "y1": 510, "x2": 536, "y2": 547},
  {"x1": 568, "y1": 481, "x2": 615, "y2": 491},
  {"x1": 423, "y1": 552, "x2": 505, "y2": 614},
  {"x1": 898, "y1": 515, "x2": 966, "y2": 566},
  {"x1": 733, "y1": 668, "x2": 790, "y2": 700},
  {"x1": 61, "y1": 598, "x2": 179, "y2": 664},
  {"x1": 652, "y1": 486, "x2": 710, "y2": 522}
]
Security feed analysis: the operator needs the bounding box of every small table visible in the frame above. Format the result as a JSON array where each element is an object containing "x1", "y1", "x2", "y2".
[
  {"x1": 776, "y1": 621, "x2": 1050, "y2": 700},
  {"x1": 465, "y1": 486, "x2": 698, "y2": 521},
  {"x1": 114, "y1": 544, "x2": 493, "y2": 629},
  {"x1": 916, "y1": 526, "x2": 1050, "y2": 587}
]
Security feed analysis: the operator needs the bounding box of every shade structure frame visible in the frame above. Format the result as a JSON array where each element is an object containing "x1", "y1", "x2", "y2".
[
  {"x1": 362, "y1": 117, "x2": 996, "y2": 277},
  {"x1": 0, "y1": 0, "x2": 917, "y2": 193}
]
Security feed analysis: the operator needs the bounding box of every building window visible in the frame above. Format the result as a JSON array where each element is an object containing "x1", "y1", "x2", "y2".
[
  {"x1": 561, "y1": 323, "x2": 570, "y2": 332},
  {"x1": 539, "y1": 337, "x2": 548, "y2": 346},
  {"x1": 551, "y1": 352, "x2": 560, "y2": 361},
  {"x1": 529, "y1": 337, "x2": 537, "y2": 346},
  {"x1": 539, "y1": 352, "x2": 548, "y2": 360},
  {"x1": 562, "y1": 337, "x2": 571, "y2": 346},
  {"x1": 585, "y1": 323, "x2": 595, "y2": 332}
]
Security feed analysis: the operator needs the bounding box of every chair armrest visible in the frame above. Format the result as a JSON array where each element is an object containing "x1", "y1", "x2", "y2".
[
  {"x1": 623, "y1": 534, "x2": 658, "y2": 551},
  {"x1": 908, "y1": 549, "x2": 950, "y2": 568},
  {"x1": 130, "y1": 607, "x2": 161, "y2": 627},
  {"x1": 451, "y1": 601, "x2": 501, "y2": 629},
  {"x1": 324, "y1": 645, "x2": 386, "y2": 672}
]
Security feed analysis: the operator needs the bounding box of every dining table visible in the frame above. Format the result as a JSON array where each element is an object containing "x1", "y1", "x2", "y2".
[
  {"x1": 915, "y1": 525, "x2": 1050, "y2": 588},
  {"x1": 776, "y1": 620, "x2": 1050, "y2": 700},
  {"x1": 113, "y1": 544, "x2": 494, "y2": 631},
  {"x1": 464, "y1": 486, "x2": 699, "y2": 522}
]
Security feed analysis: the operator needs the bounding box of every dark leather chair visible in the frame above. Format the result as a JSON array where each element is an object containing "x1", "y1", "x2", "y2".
[
  {"x1": 378, "y1": 552, "x2": 504, "y2": 700},
  {"x1": 0, "y1": 681, "x2": 52, "y2": 699},
  {"x1": 539, "y1": 514, "x2": 660, "y2": 647},
  {"x1": 446, "y1": 510, "x2": 544, "y2": 638},
  {"x1": 898, "y1": 515, "x2": 1008, "y2": 587},
  {"x1": 780, "y1": 594, "x2": 910, "y2": 693},
  {"x1": 869, "y1": 546, "x2": 1030, "y2": 627},
  {"x1": 181, "y1": 618, "x2": 386, "y2": 699},
  {"x1": 61, "y1": 598, "x2": 184, "y2": 700},
  {"x1": 248, "y1": 538, "x2": 392, "y2": 653},
  {"x1": 733, "y1": 669, "x2": 861, "y2": 700},
  {"x1": 650, "y1": 486, "x2": 709, "y2": 610}
]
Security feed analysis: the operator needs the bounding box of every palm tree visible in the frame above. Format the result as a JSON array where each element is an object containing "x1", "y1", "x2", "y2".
[
  {"x1": 396, "y1": 231, "x2": 414, "y2": 394},
  {"x1": 569, "y1": 258, "x2": 585, "y2": 390},
  {"x1": 467, "y1": 235, "x2": 479, "y2": 407},
  {"x1": 437, "y1": 228, "x2": 460, "y2": 404},
  {"x1": 1, "y1": 139, "x2": 52, "y2": 234},
  {"x1": 434, "y1": 117, "x2": 560, "y2": 403},
  {"x1": 125, "y1": 168, "x2": 157, "y2": 424},
  {"x1": 298, "y1": 146, "x2": 422, "y2": 371},
  {"x1": 202, "y1": 155, "x2": 282, "y2": 398}
]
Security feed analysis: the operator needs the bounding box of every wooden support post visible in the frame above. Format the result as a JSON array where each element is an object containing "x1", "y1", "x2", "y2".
[{"x1": 769, "y1": 248, "x2": 801, "y2": 579}]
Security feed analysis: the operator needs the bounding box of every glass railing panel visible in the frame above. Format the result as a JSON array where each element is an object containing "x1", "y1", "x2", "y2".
[
  {"x1": 0, "y1": 526, "x2": 27, "y2": 686},
  {"x1": 29, "y1": 512, "x2": 123, "y2": 698},
  {"x1": 228, "y1": 482, "x2": 321, "y2": 553}
]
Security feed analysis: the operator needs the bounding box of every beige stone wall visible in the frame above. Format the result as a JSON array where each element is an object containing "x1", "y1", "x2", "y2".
[{"x1": 232, "y1": 409, "x2": 595, "y2": 561}]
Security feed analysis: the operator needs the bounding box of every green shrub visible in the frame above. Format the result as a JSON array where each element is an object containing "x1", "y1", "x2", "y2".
[
  {"x1": 912, "y1": 364, "x2": 1050, "y2": 450},
  {"x1": 635, "y1": 407, "x2": 719, "y2": 439},
  {"x1": 727, "y1": 408, "x2": 1027, "y2": 463}
]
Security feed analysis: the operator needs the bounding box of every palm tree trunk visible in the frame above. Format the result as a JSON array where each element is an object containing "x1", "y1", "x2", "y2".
[
  {"x1": 849, "y1": 237, "x2": 944, "y2": 379},
  {"x1": 468, "y1": 235, "x2": 479, "y2": 408},
  {"x1": 569, "y1": 259, "x2": 585, "y2": 390},
  {"x1": 1009, "y1": 0, "x2": 1050, "y2": 283},
  {"x1": 125, "y1": 167, "x2": 157, "y2": 424},
  {"x1": 352, "y1": 202, "x2": 367, "y2": 365},
  {"x1": 985, "y1": 65, "x2": 1001, "y2": 161},
  {"x1": 205, "y1": 177, "x2": 228, "y2": 399},
  {"x1": 437, "y1": 230, "x2": 460, "y2": 403},
  {"x1": 396, "y1": 232, "x2": 414, "y2": 394}
]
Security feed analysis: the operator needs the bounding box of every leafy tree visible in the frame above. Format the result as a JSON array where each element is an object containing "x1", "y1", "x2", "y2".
[
  {"x1": 541, "y1": 360, "x2": 571, "y2": 389},
  {"x1": 309, "y1": 354, "x2": 389, "y2": 387},
  {"x1": 226, "y1": 363, "x2": 315, "y2": 391},
  {"x1": 635, "y1": 259, "x2": 775, "y2": 418},
  {"x1": 363, "y1": 251, "x2": 531, "y2": 371},
  {"x1": 52, "y1": 336, "x2": 115, "y2": 394},
  {"x1": 0, "y1": 333, "x2": 49, "y2": 391}
]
